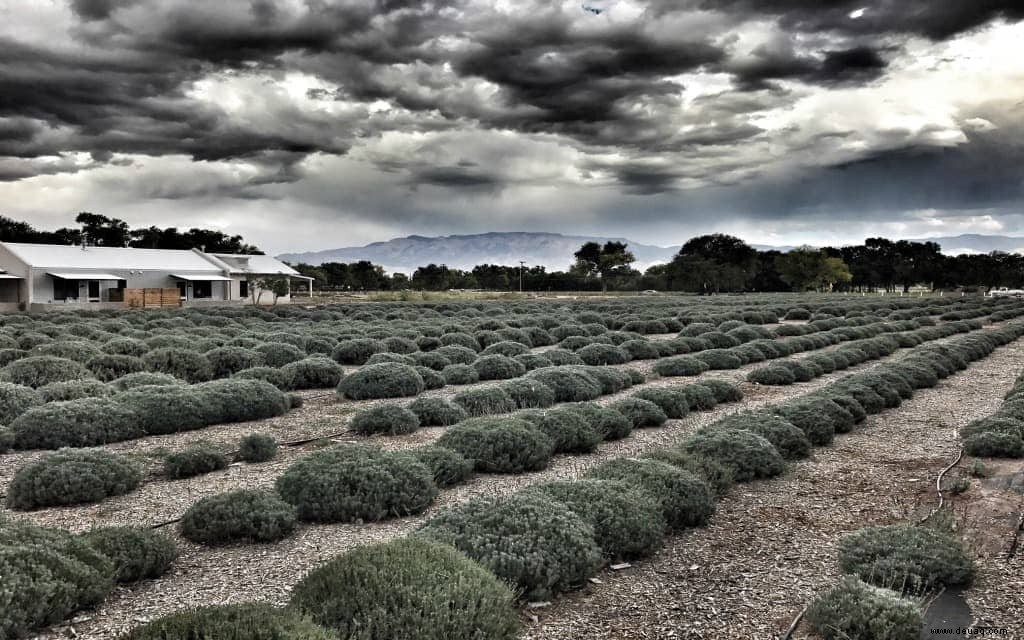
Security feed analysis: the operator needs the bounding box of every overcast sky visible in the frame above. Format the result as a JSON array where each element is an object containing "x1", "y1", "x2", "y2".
[{"x1": 1, "y1": 0, "x2": 1022, "y2": 254}]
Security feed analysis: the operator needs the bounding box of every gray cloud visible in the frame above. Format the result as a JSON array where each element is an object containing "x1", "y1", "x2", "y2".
[{"x1": 0, "y1": 0, "x2": 1022, "y2": 250}]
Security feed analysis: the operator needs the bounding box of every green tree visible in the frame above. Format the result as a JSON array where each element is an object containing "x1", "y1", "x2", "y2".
[
  {"x1": 571, "y1": 241, "x2": 636, "y2": 291},
  {"x1": 667, "y1": 234, "x2": 757, "y2": 293},
  {"x1": 775, "y1": 247, "x2": 851, "y2": 291}
]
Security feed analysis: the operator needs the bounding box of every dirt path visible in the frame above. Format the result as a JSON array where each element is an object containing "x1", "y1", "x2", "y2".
[{"x1": 521, "y1": 338, "x2": 1024, "y2": 640}]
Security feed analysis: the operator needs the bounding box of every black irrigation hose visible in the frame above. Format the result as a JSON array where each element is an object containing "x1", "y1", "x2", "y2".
[
  {"x1": 919, "y1": 434, "x2": 964, "y2": 525},
  {"x1": 1007, "y1": 511, "x2": 1024, "y2": 560},
  {"x1": 780, "y1": 605, "x2": 808, "y2": 640}
]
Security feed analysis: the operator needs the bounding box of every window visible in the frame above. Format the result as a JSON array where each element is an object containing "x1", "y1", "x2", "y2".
[
  {"x1": 193, "y1": 280, "x2": 212, "y2": 299},
  {"x1": 54, "y1": 278, "x2": 79, "y2": 301}
]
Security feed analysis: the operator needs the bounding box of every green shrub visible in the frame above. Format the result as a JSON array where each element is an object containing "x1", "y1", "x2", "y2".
[
  {"x1": 102, "y1": 337, "x2": 149, "y2": 357},
  {"x1": 410, "y1": 351, "x2": 452, "y2": 371},
  {"x1": 409, "y1": 445, "x2": 474, "y2": 487},
  {"x1": 581, "y1": 366, "x2": 633, "y2": 394},
  {"x1": 641, "y1": 449, "x2": 735, "y2": 498},
  {"x1": 280, "y1": 357, "x2": 345, "y2": 389},
  {"x1": 238, "y1": 433, "x2": 278, "y2": 462},
  {"x1": 693, "y1": 349, "x2": 743, "y2": 370},
  {"x1": 500, "y1": 378, "x2": 556, "y2": 409},
  {"x1": 526, "y1": 366, "x2": 602, "y2": 402},
  {"x1": 276, "y1": 445, "x2": 437, "y2": 523},
  {"x1": 38, "y1": 379, "x2": 113, "y2": 403},
  {"x1": 164, "y1": 443, "x2": 228, "y2": 479},
  {"x1": 124, "y1": 603, "x2": 334, "y2": 640},
  {"x1": 473, "y1": 354, "x2": 526, "y2": 380},
  {"x1": 11, "y1": 397, "x2": 143, "y2": 449},
  {"x1": 255, "y1": 342, "x2": 306, "y2": 368},
  {"x1": 576, "y1": 343, "x2": 631, "y2": 366},
  {"x1": 7, "y1": 449, "x2": 142, "y2": 509},
  {"x1": 362, "y1": 352, "x2": 412, "y2": 367},
  {"x1": 109, "y1": 371, "x2": 183, "y2": 391},
  {"x1": 514, "y1": 353, "x2": 552, "y2": 371},
  {"x1": 563, "y1": 401, "x2": 633, "y2": 440},
  {"x1": 117, "y1": 385, "x2": 208, "y2": 435},
  {"x1": 653, "y1": 355, "x2": 709, "y2": 377},
  {"x1": 0, "y1": 382, "x2": 40, "y2": 423},
  {"x1": 408, "y1": 397, "x2": 468, "y2": 426},
  {"x1": 197, "y1": 379, "x2": 291, "y2": 424},
  {"x1": 0, "y1": 355, "x2": 93, "y2": 388},
  {"x1": 964, "y1": 431, "x2": 1024, "y2": 457},
  {"x1": 480, "y1": 340, "x2": 530, "y2": 357},
  {"x1": 681, "y1": 384, "x2": 717, "y2": 411},
  {"x1": 534, "y1": 407, "x2": 602, "y2": 454},
  {"x1": 86, "y1": 353, "x2": 146, "y2": 382},
  {"x1": 544, "y1": 348, "x2": 585, "y2": 366},
  {"x1": 436, "y1": 417, "x2": 554, "y2": 473},
  {"x1": 205, "y1": 346, "x2": 265, "y2": 378},
  {"x1": 81, "y1": 526, "x2": 176, "y2": 583},
  {"x1": 838, "y1": 524, "x2": 973, "y2": 593},
  {"x1": 709, "y1": 412, "x2": 810, "y2": 460},
  {"x1": 620, "y1": 339, "x2": 660, "y2": 360},
  {"x1": 418, "y1": 493, "x2": 602, "y2": 600},
  {"x1": 232, "y1": 365, "x2": 295, "y2": 390},
  {"x1": 180, "y1": 489, "x2": 297, "y2": 545},
  {"x1": 523, "y1": 479, "x2": 665, "y2": 560},
  {"x1": 586, "y1": 458, "x2": 715, "y2": 530},
  {"x1": 331, "y1": 338, "x2": 385, "y2": 364},
  {"x1": 337, "y1": 363, "x2": 424, "y2": 400},
  {"x1": 611, "y1": 397, "x2": 668, "y2": 428},
  {"x1": 747, "y1": 365, "x2": 796, "y2": 385},
  {"x1": 351, "y1": 403, "x2": 420, "y2": 436},
  {"x1": 633, "y1": 387, "x2": 690, "y2": 419},
  {"x1": 683, "y1": 428, "x2": 786, "y2": 482},
  {"x1": 452, "y1": 385, "x2": 517, "y2": 416},
  {"x1": 805, "y1": 577, "x2": 922, "y2": 640},
  {"x1": 0, "y1": 517, "x2": 115, "y2": 639},
  {"x1": 441, "y1": 363, "x2": 479, "y2": 385},
  {"x1": 773, "y1": 401, "x2": 837, "y2": 445},
  {"x1": 415, "y1": 366, "x2": 445, "y2": 390},
  {"x1": 142, "y1": 347, "x2": 213, "y2": 383},
  {"x1": 291, "y1": 537, "x2": 518, "y2": 640}
]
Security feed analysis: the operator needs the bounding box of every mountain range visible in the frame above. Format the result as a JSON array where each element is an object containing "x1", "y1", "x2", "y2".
[{"x1": 277, "y1": 232, "x2": 1024, "y2": 273}]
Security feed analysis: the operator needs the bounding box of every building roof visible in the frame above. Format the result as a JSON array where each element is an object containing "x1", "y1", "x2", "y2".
[
  {"x1": 210, "y1": 253, "x2": 300, "y2": 276},
  {"x1": 0, "y1": 242, "x2": 302, "y2": 278},
  {"x1": 2, "y1": 242, "x2": 226, "y2": 273}
]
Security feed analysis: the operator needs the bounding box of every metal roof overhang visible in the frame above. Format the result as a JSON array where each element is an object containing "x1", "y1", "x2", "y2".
[
  {"x1": 48, "y1": 272, "x2": 122, "y2": 280},
  {"x1": 172, "y1": 274, "x2": 233, "y2": 282},
  {"x1": 0, "y1": 274, "x2": 23, "y2": 279}
]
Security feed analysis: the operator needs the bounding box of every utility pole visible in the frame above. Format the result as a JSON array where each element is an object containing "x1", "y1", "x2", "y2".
[{"x1": 519, "y1": 261, "x2": 526, "y2": 293}]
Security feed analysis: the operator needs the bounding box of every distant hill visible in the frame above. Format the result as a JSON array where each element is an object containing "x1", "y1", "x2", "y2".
[
  {"x1": 905, "y1": 234, "x2": 1024, "y2": 255},
  {"x1": 277, "y1": 232, "x2": 682, "y2": 273},
  {"x1": 276, "y1": 231, "x2": 1024, "y2": 273}
]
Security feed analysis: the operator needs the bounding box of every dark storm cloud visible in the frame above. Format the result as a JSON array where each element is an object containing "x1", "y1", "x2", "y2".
[
  {"x1": 728, "y1": 41, "x2": 888, "y2": 91},
  {"x1": 699, "y1": 0, "x2": 1024, "y2": 41},
  {"x1": 2, "y1": 0, "x2": 1023, "y2": 203}
]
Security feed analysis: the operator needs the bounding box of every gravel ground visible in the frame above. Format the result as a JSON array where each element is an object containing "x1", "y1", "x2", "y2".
[
  {"x1": 3, "y1": 318, "x2": 1006, "y2": 639},
  {"x1": 521, "y1": 336, "x2": 1024, "y2": 640}
]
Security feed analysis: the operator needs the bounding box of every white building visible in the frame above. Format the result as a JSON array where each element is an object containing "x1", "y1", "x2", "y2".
[{"x1": 0, "y1": 241, "x2": 313, "y2": 311}]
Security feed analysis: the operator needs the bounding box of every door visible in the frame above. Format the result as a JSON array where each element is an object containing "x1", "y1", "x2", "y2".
[
  {"x1": 87, "y1": 280, "x2": 100, "y2": 300},
  {"x1": 177, "y1": 281, "x2": 187, "y2": 300}
]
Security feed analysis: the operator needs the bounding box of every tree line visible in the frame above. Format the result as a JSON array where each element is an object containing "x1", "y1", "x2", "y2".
[
  {"x1": 0, "y1": 213, "x2": 261, "y2": 254},
  {"x1": 291, "y1": 234, "x2": 1024, "y2": 293}
]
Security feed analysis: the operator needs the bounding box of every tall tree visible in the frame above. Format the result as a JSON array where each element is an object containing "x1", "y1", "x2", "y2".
[
  {"x1": 667, "y1": 234, "x2": 757, "y2": 293},
  {"x1": 571, "y1": 241, "x2": 636, "y2": 291}
]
